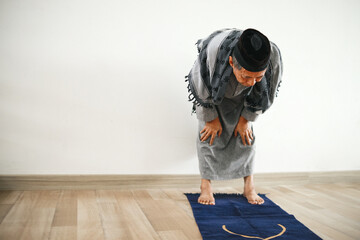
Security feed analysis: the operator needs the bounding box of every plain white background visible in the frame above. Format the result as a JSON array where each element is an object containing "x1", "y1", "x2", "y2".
[{"x1": 0, "y1": 0, "x2": 359, "y2": 175}]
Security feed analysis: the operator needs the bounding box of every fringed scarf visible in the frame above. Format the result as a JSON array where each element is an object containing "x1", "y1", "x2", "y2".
[{"x1": 185, "y1": 28, "x2": 283, "y2": 115}]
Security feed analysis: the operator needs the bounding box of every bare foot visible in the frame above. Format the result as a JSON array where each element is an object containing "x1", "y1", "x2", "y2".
[
  {"x1": 243, "y1": 188, "x2": 265, "y2": 205},
  {"x1": 198, "y1": 179, "x2": 215, "y2": 205},
  {"x1": 243, "y1": 175, "x2": 265, "y2": 205}
]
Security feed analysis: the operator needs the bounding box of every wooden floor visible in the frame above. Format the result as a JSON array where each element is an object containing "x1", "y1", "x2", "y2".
[{"x1": 0, "y1": 182, "x2": 359, "y2": 240}]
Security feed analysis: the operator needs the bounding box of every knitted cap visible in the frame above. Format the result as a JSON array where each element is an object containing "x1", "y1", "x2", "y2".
[{"x1": 233, "y1": 28, "x2": 271, "y2": 72}]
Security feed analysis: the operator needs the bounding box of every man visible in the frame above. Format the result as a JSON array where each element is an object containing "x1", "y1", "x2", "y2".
[{"x1": 185, "y1": 28, "x2": 283, "y2": 205}]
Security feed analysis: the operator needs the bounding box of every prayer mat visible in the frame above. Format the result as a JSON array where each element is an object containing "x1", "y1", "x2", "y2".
[{"x1": 184, "y1": 193, "x2": 322, "y2": 240}]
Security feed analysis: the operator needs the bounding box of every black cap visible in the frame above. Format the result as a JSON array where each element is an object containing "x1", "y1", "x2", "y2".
[{"x1": 233, "y1": 28, "x2": 271, "y2": 72}]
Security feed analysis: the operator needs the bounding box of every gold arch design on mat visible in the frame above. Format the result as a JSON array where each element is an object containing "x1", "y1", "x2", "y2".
[{"x1": 222, "y1": 224, "x2": 286, "y2": 239}]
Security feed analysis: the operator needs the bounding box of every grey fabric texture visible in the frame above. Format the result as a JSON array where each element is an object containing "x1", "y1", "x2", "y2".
[
  {"x1": 195, "y1": 77, "x2": 260, "y2": 122},
  {"x1": 197, "y1": 74, "x2": 256, "y2": 180}
]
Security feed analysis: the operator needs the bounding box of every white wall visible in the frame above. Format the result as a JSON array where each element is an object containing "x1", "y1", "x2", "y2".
[{"x1": 0, "y1": 0, "x2": 359, "y2": 174}]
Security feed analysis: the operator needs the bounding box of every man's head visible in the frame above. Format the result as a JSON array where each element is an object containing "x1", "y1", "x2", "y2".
[
  {"x1": 229, "y1": 55, "x2": 266, "y2": 87},
  {"x1": 229, "y1": 28, "x2": 270, "y2": 87}
]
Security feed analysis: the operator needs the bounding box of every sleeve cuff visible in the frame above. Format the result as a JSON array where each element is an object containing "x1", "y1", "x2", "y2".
[
  {"x1": 241, "y1": 108, "x2": 261, "y2": 122},
  {"x1": 195, "y1": 105, "x2": 218, "y2": 122}
]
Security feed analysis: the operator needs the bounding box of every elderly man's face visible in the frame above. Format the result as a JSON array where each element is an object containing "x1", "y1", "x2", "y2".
[{"x1": 229, "y1": 56, "x2": 266, "y2": 87}]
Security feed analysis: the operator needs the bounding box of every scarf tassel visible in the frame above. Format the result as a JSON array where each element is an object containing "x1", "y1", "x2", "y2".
[
  {"x1": 185, "y1": 79, "x2": 214, "y2": 115},
  {"x1": 275, "y1": 80, "x2": 282, "y2": 97}
]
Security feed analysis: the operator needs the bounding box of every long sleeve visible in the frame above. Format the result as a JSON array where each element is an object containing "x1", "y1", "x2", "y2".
[
  {"x1": 195, "y1": 104, "x2": 219, "y2": 122},
  {"x1": 241, "y1": 107, "x2": 261, "y2": 122}
]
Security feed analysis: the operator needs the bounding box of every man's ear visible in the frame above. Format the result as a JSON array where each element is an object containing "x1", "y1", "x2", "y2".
[{"x1": 229, "y1": 56, "x2": 233, "y2": 67}]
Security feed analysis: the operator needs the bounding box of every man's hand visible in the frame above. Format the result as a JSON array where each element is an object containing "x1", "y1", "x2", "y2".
[
  {"x1": 200, "y1": 117, "x2": 222, "y2": 146},
  {"x1": 234, "y1": 116, "x2": 253, "y2": 145}
]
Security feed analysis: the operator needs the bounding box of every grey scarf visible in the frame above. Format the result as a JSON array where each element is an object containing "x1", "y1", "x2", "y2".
[{"x1": 185, "y1": 28, "x2": 283, "y2": 114}]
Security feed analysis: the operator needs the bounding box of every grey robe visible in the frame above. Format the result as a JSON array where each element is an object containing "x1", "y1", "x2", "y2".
[
  {"x1": 190, "y1": 29, "x2": 283, "y2": 181},
  {"x1": 196, "y1": 73, "x2": 258, "y2": 180}
]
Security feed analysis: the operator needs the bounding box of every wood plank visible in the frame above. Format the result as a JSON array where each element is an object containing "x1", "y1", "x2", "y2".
[
  {"x1": 0, "y1": 191, "x2": 60, "y2": 240},
  {"x1": 0, "y1": 204, "x2": 13, "y2": 224},
  {"x1": 112, "y1": 190, "x2": 160, "y2": 240},
  {"x1": 264, "y1": 187, "x2": 358, "y2": 240},
  {"x1": 158, "y1": 230, "x2": 189, "y2": 240},
  {"x1": 95, "y1": 190, "x2": 160, "y2": 240},
  {"x1": 52, "y1": 190, "x2": 77, "y2": 227},
  {"x1": 48, "y1": 190, "x2": 78, "y2": 240},
  {"x1": 291, "y1": 185, "x2": 360, "y2": 225},
  {"x1": 2, "y1": 190, "x2": 59, "y2": 240},
  {"x1": 77, "y1": 190, "x2": 105, "y2": 240},
  {"x1": 19, "y1": 190, "x2": 60, "y2": 240},
  {"x1": 0, "y1": 191, "x2": 22, "y2": 204},
  {"x1": 132, "y1": 189, "x2": 202, "y2": 240},
  {"x1": 49, "y1": 226, "x2": 77, "y2": 240},
  {"x1": 0, "y1": 191, "x2": 35, "y2": 240}
]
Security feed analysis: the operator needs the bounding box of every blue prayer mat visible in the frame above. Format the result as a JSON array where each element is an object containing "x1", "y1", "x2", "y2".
[{"x1": 184, "y1": 193, "x2": 322, "y2": 240}]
